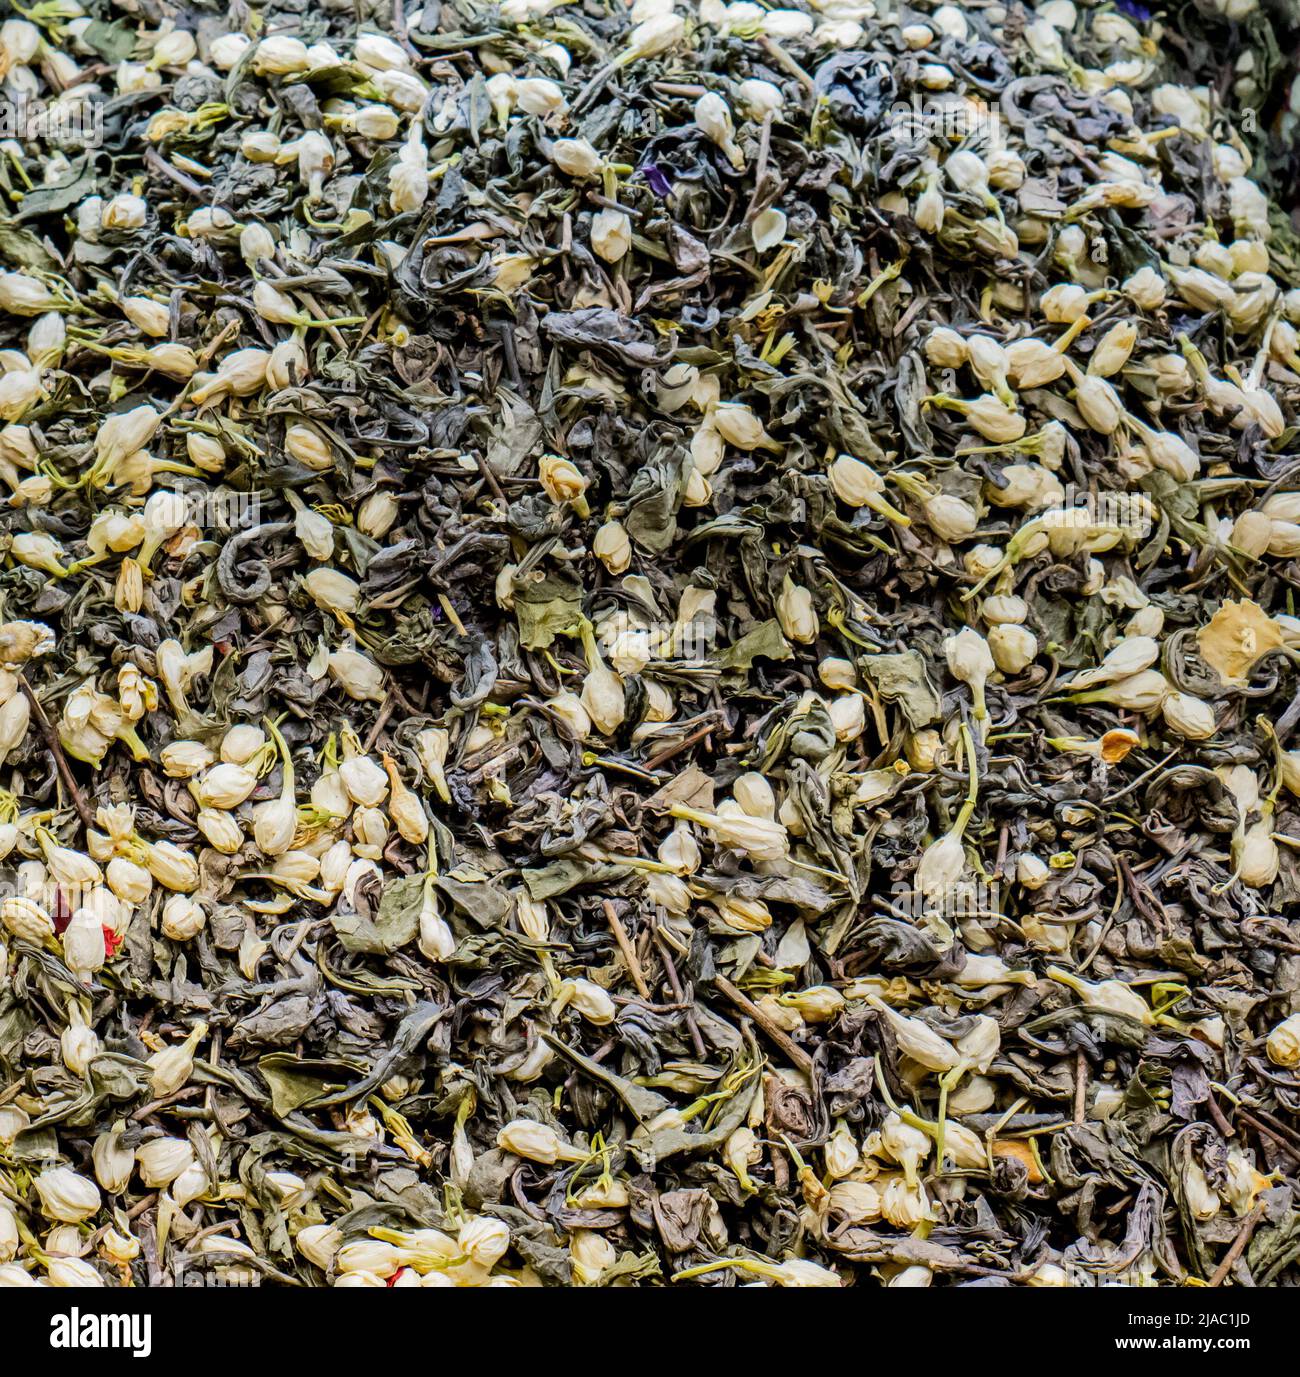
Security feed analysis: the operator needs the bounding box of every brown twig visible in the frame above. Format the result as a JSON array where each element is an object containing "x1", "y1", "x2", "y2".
[
  {"x1": 473, "y1": 449, "x2": 506, "y2": 505},
  {"x1": 362, "y1": 694, "x2": 396, "y2": 755},
  {"x1": 758, "y1": 35, "x2": 814, "y2": 91},
  {"x1": 1238, "y1": 1110, "x2": 1300, "y2": 1162},
  {"x1": 1073, "y1": 1049, "x2": 1087, "y2": 1125},
  {"x1": 144, "y1": 146, "x2": 211, "y2": 202},
  {"x1": 131, "y1": 1086, "x2": 205, "y2": 1122},
  {"x1": 765, "y1": 1072, "x2": 790, "y2": 1189},
  {"x1": 125, "y1": 1192, "x2": 159, "y2": 1221},
  {"x1": 643, "y1": 714, "x2": 724, "y2": 772},
  {"x1": 655, "y1": 933, "x2": 706, "y2": 1058},
  {"x1": 18, "y1": 673, "x2": 95, "y2": 831},
  {"x1": 742, "y1": 113, "x2": 775, "y2": 223},
  {"x1": 713, "y1": 974, "x2": 815, "y2": 1077},
  {"x1": 1206, "y1": 1090, "x2": 1236, "y2": 1140},
  {"x1": 1207, "y1": 1205, "x2": 1262, "y2": 1287},
  {"x1": 603, "y1": 899, "x2": 650, "y2": 999},
  {"x1": 1243, "y1": 1105, "x2": 1300, "y2": 1155}
]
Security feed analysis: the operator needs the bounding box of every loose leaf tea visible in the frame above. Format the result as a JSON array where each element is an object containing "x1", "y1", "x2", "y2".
[{"x1": 0, "y1": 0, "x2": 1297, "y2": 1291}]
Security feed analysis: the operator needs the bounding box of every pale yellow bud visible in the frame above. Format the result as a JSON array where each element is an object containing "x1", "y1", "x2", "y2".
[
  {"x1": 1005, "y1": 337, "x2": 1066, "y2": 388},
  {"x1": 146, "y1": 1020, "x2": 207, "y2": 1096},
  {"x1": 35, "y1": 1168, "x2": 101, "y2": 1224},
  {"x1": 712, "y1": 401, "x2": 776, "y2": 451},
  {"x1": 988, "y1": 623, "x2": 1037, "y2": 673},
  {"x1": 1161, "y1": 692, "x2": 1216, "y2": 739},
  {"x1": 829, "y1": 454, "x2": 887, "y2": 507},
  {"x1": 563, "y1": 978, "x2": 616, "y2": 1024},
  {"x1": 136, "y1": 1137, "x2": 195, "y2": 1188},
  {"x1": 593, "y1": 520, "x2": 632, "y2": 573},
  {"x1": 777, "y1": 579, "x2": 818, "y2": 643},
  {"x1": 161, "y1": 893, "x2": 205, "y2": 940},
  {"x1": 145, "y1": 840, "x2": 199, "y2": 893},
  {"x1": 1267, "y1": 1013, "x2": 1300, "y2": 1067},
  {"x1": 551, "y1": 137, "x2": 602, "y2": 179},
  {"x1": 539, "y1": 454, "x2": 589, "y2": 506},
  {"x1": 304, "y1": 567, "x2": 361, "y2": 620},
  {"x1": 327, "y1": 648, "x2": 386, "y2": 703},
  {"x1": 496, "y1": 1119, "x2": 573, "y2": 1163},
  {"x1": 923, "y1": 493, "x2": 978, "y2": 543},
  {"x1": 160, "y1": 740, "x2": 214, "y2": 778},
  {"x1": 924, "y1": 326, "x2": 968, "y2": 368},
  {"x1": 591, "y1": 208, "x2": 632, "y2": 263},
  {"x1": 1073, "y1": 373, "x2": 1125, "y2": 433},
  {"x1": 581, "y1": 662, "x2": 625, "y2": 735},
  {"x1": 383, "y1": 754, "x2": 429, "y2": 845}
]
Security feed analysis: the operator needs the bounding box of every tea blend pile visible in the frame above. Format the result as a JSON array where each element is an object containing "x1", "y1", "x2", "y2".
[{"x1": 1, "y1": 0, "x2": 1300, "y2": 1291}]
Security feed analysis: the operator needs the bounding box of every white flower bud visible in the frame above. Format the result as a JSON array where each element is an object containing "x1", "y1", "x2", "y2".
[
  {"x1": 985, "y1": 463, "x2": 1063, "y2": 511},
  {"x1": 297, "y1": 1224, "x2": 342, "y2": 1269},
  {"x1": 551, "y1": 137, "x2": 602, "y2": 179},
  {"x1": 694, "y1": 91, "x2": 743, "y2": 168},
  {"x1": 1073, "y1": 373, "x2": 1124, "y2": 434},
  {"x1": 592, "y1": 520, "x2": 632, "y2": 573},
  {"x1": 988, "y1": 623, "x2": 1037, "y2": 673},
  {"x1": 829, "y1": 454, "x2": 887, "y2": 508},
  {"x1": 711, "y1": 401, "x2": 776, "y2": 451},
  {"x1": 1267, "y1": 1013, "x2": 1300, "y2": 1067},
  {"x1": 777, "y1": 579, "x2": 818, "y2": 643},
  {"x1": 160, "y1": 894, "x2": 205, "y2": 940},
  {"x1": 1074, "y1": 669, "x2": 1169, "y2": 712},
  {"x1": 1048, "y1": 966, "x2": 1151, "y2": 1023},
  {"x1": 496, "y1": 1119, "x2": 570, "y2": 1163},
  {"x1": 581, "y1": 661, "x2": 625, "y2": 736},
  {"x1": 369, "y1": 68, "x2": 428, "y2": 111},
  {"x1": 1236, "y1": 821, "x2": 1278, "y2": 889},
  {"x1": 354, "y1": 31, "x2": 410, "y2": 72},
  {"x1": 919, "y1": 492, "x2": 980, "y2": 539},
  {"x1": 105, "y1": 856, "x2": 152, "y2": 905},
  {"x1": 516, "y1": 76, "x2": 566, "y2": 117},
  {"x1": 623, "y1": 12, "x2": 685, "y2": 60},
  {"x1": 327, "y1": 649, "x2": 386, "y2": 703},
  {"x1": 945, "y1": 626, "x2": 994, "y2": 716},
  {"x1": 160, "y1": 740, "x2": 215, "y2": 778},
  {"x1": 829, "y1": 693, "x2": 865, "y2": 742},
  {"x1": 737, "y1": 77, "x2": 783, "y2": 120},
  {"x1": 1162, "y1": 692, "x2": 1216, "y2": 739},
  {"x1": 146, "y1": 1020, "x2": 206, "y2": 1096},
  {"x1": 0, "y1": 271, "x2": 55, "y2": 316},
  {"x1": 61, "y1": 1007, "x2": 99, "y2": 1076},
  {"x1": 460, "y1": 1216, "x2": 511, "y2": 1269},
  {"x1": 136, "y1": 1137, "x2": 195, "y2": 1188},
  {"x1": 539, "y1": 454, "x2": 588, "y2": 505},
  {"x1": 101, "y1": 194, "x2": 147, "y2": 231},
  {"x1": 2, "y1": 894, "x2": 53, "y2": 944},
  {"x1": 680, "y1": 804, "x2": 789, "y2": 861},
  {"x1": 209, "y1": 32, "x2": 251, "y2": 69},
  {"x1": 253, "y1": 36, "x2": 311, "y2": 75},
  {"x1": 35, "y1": 1167, "x2": 100, "y2": 1223},
  {"x1": 591, "y1": 208, "x2": 632, "y2": 263},
  {"x1": 383, "y1": 755, "x2": 428, "y2": 845},
  {"x1": 924, "y1": 327, "x2": 968, "y2": 368},
  {"x1": 62, "y1": 909, "x2": 106, "y2": 978},
  {"x1": 563, "y1": 977, "x2": 617, "y2": 1025}
]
